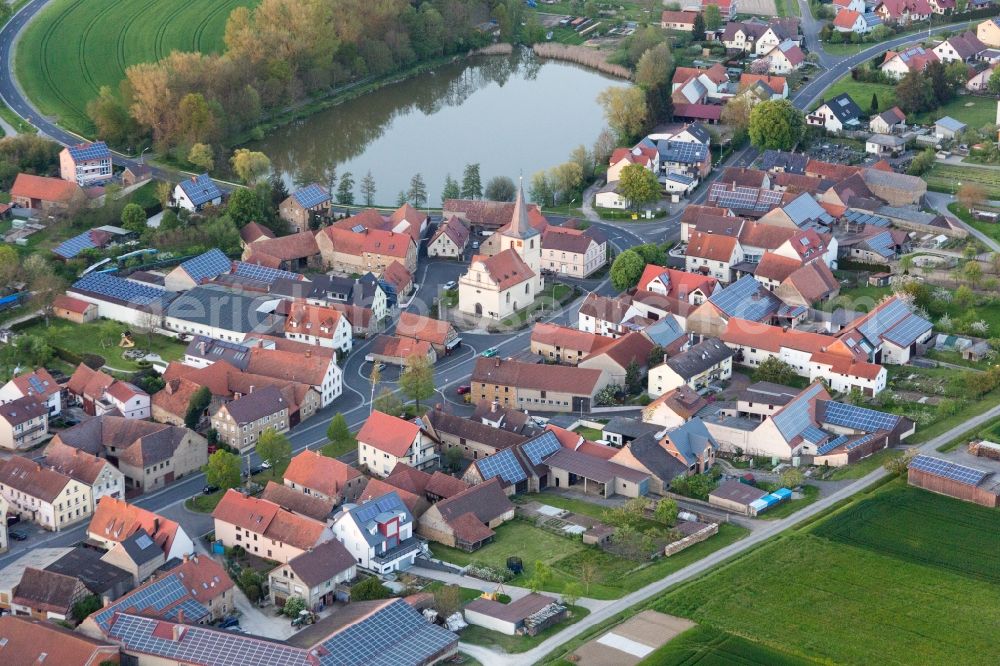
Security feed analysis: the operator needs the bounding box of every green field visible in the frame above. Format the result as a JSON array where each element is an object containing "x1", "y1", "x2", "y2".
[
  {"x1": 816, "y1": 77, "x2": 895, "y2": 113},
  {"x1": 637, "y1": 626, "x2": 815, "y2": 665},
  {"x1": 914, "y1": 95, "x2": 997, "y2": 128},
  {"x1": 16, "y1": 0, "x2": 254, "y2": 135},
  {"x1": 18, "y1": 318, "x2": 188, "y2": 371},
  {"x1": 653, "y1": 483, "x2": 1000, "y2": 665},
  {"x1": 926, "y1": 163, "x2": 1000, "y2": 199}
]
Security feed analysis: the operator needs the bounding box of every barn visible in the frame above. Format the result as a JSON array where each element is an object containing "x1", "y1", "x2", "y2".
[{"x1": 907, "y1": 455, "x2": 1000, "y2": 508}]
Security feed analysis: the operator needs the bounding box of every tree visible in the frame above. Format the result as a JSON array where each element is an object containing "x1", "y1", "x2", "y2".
[
  {"x1": 635, "y1": 43, "x2": 673, "y2": 91},
  {"x1": 648, "y1": 344, "x2": 666, "y2": 369},
  {"x1": 0, "y1": 245, "x2": 19, "y2": 287},
  {"x1": 443, "y1": 447, "x2": 463, "y2": 472},
  {"x1": 598, "y1": 86, "x2": 648, "y2": 144},
  {"x1": 570, "y1": 144, "x2": 594, "y2": 181},
  {"x1": 373, "y1": 388, "x2": 404, "y2": 417},
  {"x1": 336, "y1": 171, "x2": 355, "y2": 205},
  {"x1": 256, "y1": 428, "x2": 292, "y2": 477},
  {"x1": 958, "y1": 183, "x2": 987, "y2": 210},
  {"x1": 703, "y1": 3, "x2": 722, "y2": 29},
  {"x1": 407, "y1": 173, "x2": 427, "y2": 208},
  {"x1": 721, "y1": 93, "x2": 753, "y2": 139},
  {"x1": 441, "y1": 173, "x2": 460, "y2": 202},
  {"x1": 989, "y1": 67, "x2": 1000, "y2": 95},
  {"x1": 578, "y1": 556, "x2": 601, "y2": 594},
  {"x1": 529, "y1": 171, "x2": 553, "y2": 207},
  {"x1": 226, "y1": 187, "x2": 267, "y2": 227},
  {"x1": 120, "y1": 203, "x2": 147, "y2": 234},
  {"x1": 926, "y1": 60, "x2": 955, "y2": 106},
  {"x1": 188, "y1": 143, "x2": 214, "y2": 171},
  {"x1": 326, "y1": 413, "x2": 354, "y2": 451},
  {"x1": 748, "y1": 99, "x2": 804, "y2": 150},
  {"x1": 185, "y1": 386, "x2": 212, "y2": 430},
  {"x1": 349, "y1": 170, "x2": 371, "y2": 207},
  {"x1": 351, "y1": 576, "x2": 392, "y2": 601},
  {"x1": 625, "y1": 359, "x2": 643, "y2": 395},
  {"x1": 86, "y1": 86, "x2": 139, "y2": 147},
  {"x1": 31, "y1": 272, "x2": 67, "y2": 325},
  {"x1": 562, "y1": 581, "x2": 583, "y2": 607},
  {"x1": 72, "y1": 595, "x2": 103, "y2": 622},
  {"x1": 484, "y1": 175, "x2": 516, "y2": 202},
  {"x1": 907, "y1": 147, "x2": 936, "y2": 176},
  {"x1": 954, "y1": 284, "x2": 975, "y2": 309},
  {"x1": 592, "y1": 128, "x2": 617, "y2": 165},
  {"x1": 433, "y1": 584, "x2": 463, "y2": 617},
  {"x1": 870, "y1": 92, "x2": 879, "y2": 115},
  {"x1": 156, "y1": 180, "x2": 174, "y2": 209},
  {"x1": 895, "y1": 71, "x2": 934, "y2": 114},
  {"x1": 177, "y1": 92, "x2": 218, "y2": 145},
  {"x1": 549, "y1": 162, "x2": 584, "y2": 204},
  {"x1": 610, "y1": 249, "x2": 645, "y2": 291},
  {"x1": 780, "y1": 467, "x2": 805, "y2": 489},
  {"x1": 230, "y1": 149, "x2": 271, "y2": 185},
  {"x1": 282, "y1": 596, "x2": 307, "y2": 618},
  {"x1": 654, "y1": 498, "x2": 679, "y2": 526},
  {"x1": 692, "y1": 11, "x2": 706, "y2": 37},
  {"x1": 400, "y1": 355, "x2": 434, "y2": 411},
  {"x1": 753, "y1": 356, "x2": 798, "y2": 384},
  {"x1": 204, "y1": 450, "x2": 241, "y2": 489},
  {"x1": 461, "y1": 163, "x2": 483, "y2": 199},
  {"x1": 618, "y1": 163, "x2": 660, "y2": 210},
  {"x1": 528, "y1": 561, "x2": 551, "y2": 593},
  {"x1": 964, "y1": 260, "x2": 983, "y2": 287},
  {"x1": 884, "y1": 449, "x2": 917, "y2": 476}
]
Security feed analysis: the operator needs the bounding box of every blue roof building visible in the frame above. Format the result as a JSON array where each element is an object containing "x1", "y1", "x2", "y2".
[{"x1": 174, "y1": 174, "x2": 223, "y2": 211}]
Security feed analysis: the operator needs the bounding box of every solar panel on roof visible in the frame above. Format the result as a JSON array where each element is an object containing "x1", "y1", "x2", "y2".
[
  {"x1": 95, "y1": 575, "x2": 208, "y2": 630},
  {"x1": 883, "y1": 313, "x2": 932, "y2": 348},
  {"x1": 816, "y1": 435, "x2": 848, "y2": 455},
  {"x1": 522, "y1": 431, "x2": 562, "y2": 466},
  {"x1": 477, "y1": 448, "x2": 526, "y2": 485},
  {"x1": 857, "y1": 298, "x2": 910, "y2": 345},
  {"x1": 292, "y1": 183, "x2": 330, "y2": 209},
  {"x1": 351, "y1": 224, "x2": 366, "y2": 233},
  {"x1": 180, "y1": 249, "x2": 231, "y2": 283},
  {"x1": 53, "y1": 230, "x2": 100, "y2": 259},
  {"x1": 801, "y1": 425, "x2": 826, "y2": 444},
  {"x1": 820, "y1": 401, "x2": 899, "y2": 432},
  {"x1": 909, "y1": 454, "x2": 990, "y2": 487},
  {"x1": 353, "y1": 493, "x2": 406, "y2": 523},
  {"x1": 773, "y1": 383, "x2": 824, "y2": 442},
  {"x1": 68, "y1": 141, "x2": 111, "y2": 161},
  {"x1": 845, "y1": 433, "x2": 878, "y2": 451},
  {"x1": 709, "y1": 276, "x2": 780, "y2": 321},
  {"x1": 72, "y1": 272, "x2": 167, "y2": 306},
  {"x1": 233, "y1": 261, "x2": 299, "y2": 284}
]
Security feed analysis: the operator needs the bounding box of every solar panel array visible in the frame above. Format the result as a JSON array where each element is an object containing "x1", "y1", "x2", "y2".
[
  {"x1": 53, "y1": 230, "x2": 100, "y2": 259},
  {"x1": 476, "y1": 448, "x2": 526, "y2": 485},
  {"x1": 773, "y1": 383, "x2": 825, "y2": 442},
  {"x1": 72, "y1": 272, "x2": 167, "y2": 306},
  {"x1": 863, "y1": 231, "x2": 896, "y2": 259},
  {"x1": 820, "y1": 401, "x2": 899, "y2": 432},
  {"x1": 816, "y1": 435, "x2": 848, "y2": 455},
  {"x1": 180, "y1": 174, "x2": 223, "y2": 207},
  {"x1": 181, "y1": 249, "x2": 232, "y2": 283},
  {"x1": 709, "y1": 276, "x2": 780, "y2": 321},
  {"x1": 522, "y1": 431, "x2": 562, "y2": 467},
  {"x1": 909, "y1": 454, "x2": 990, "y2": 487},
  {"x1": 316, "y1": 599, "x2": 457, "y2": 666},
  {"x1": 662, "y1": 140, "x2": 707, "y2": 165},
  {"x1": 843, "y1": 209, "x2": 891, "y2": 228},
  {"x1": 883, "y1": 313, "x2": 932, "y2": 348},
  {"x1": 94, "y1": 574, "x2": 207, "y2": 630},
  {"x1": 292, "y1": 183, "x2": 330, "y2": 209},
  {"x1": 233, "y1": 261, "x2": 300, "y2": 284},
  {"x1": 108, "y1": 614, "x2": 310, "y2": 666},
  {"x1": 800, "y1": 425, "x2": 827, "y2": 444},
  {"x1": 163, "y1": 598, "x2": 209, "y2": 622},
  {"x1": 352, "y1": 492, "x2": 407, "y2": 523},
  {"x1": 68, "y1": 141, "x2": 111, "y2": 161},
  {"x1": 857, "y1": 298, "x2": 909, "y2": 345},
  {"x1": 845, "y1": 433, "x2": 878, "y2": 451}
]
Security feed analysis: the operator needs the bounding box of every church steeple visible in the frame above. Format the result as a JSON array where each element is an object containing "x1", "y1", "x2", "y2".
[{"x1": 504, "y1": 177, "x2": 539, "y2": 240}]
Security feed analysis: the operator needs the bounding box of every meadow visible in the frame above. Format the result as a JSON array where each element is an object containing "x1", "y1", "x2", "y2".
[
  {"x1": 652, "y1": 483, "x2": 1000, "y2": 665},
  {"x1": 16, "y1": 0, "x2": 253, "y2": 135},
  {"x1": 637, "y1": 626, "x2": 815, "y2": 665}
]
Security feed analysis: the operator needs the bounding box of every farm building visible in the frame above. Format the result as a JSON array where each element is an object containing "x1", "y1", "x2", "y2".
[
  {"x1": 463, "y1": 593, "x2": 567, "y2": 636},
  {"x1": 907, "y1": 454, "x2": 1000, "y2": 508},
  {"x1": 708, "y1": 479, "x2": 768, "y2": 516}
]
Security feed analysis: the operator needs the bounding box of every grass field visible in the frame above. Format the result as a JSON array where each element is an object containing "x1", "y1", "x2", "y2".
[
  {"x1": 653, "y1": 482, "x2": 1000, "y2": 665},
  {"x1": 914, "y1": 95, "x2": 997, "y2": 128},
  {"x1": 462, "y1": 605, "x2": 590, "y2": 653},
  {"x1": 637, "y1": 626, "x2": 815, "y2": 665},
  {"x1": 926, "y1": 163, "x2": 1000, "y2": 199},
  {"x1": 817, "y1": 78, "x2": 894, "y2": 113},
  {"x1": 18, "y1": 318, "x2": 187, "y2": 371},
  {"x1": 16, "y1": 0, "x2": 254, "y2": 135}
]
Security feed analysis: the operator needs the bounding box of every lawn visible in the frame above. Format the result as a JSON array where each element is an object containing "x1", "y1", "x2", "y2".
[
  {"x1": 832, "y1": 284, "x2": 892, "y2": 311},
  {"x1": 925, "y1": 163, "x2": 1000, "y2": 200},
  {"x1": 461, "y1": 605, "x2": 590, "y2": 653},
  {"x1": 320, "y1": 438, "x2": 356, "y2": 459},
  {"x1": 572, "y1": 426, "x2": 603, "y2": 442},
  {"x1": 185, "y1": 489, "x2": 223, "y2": 513},
  {"x1": 653, "y1": 481, "x2": 1000, "y2": 665},
  {"x1": 18, "y1": 318, "x2": 188, "y2": 371},
  {"x1": 950, "y1": 201, "x2": 1000, "y2": 243},
  {"x1": 817, "y1": 77, "x2": 895, "y2": 113},
  {"x1": 637, "y1": 626, "x2": 815, "y2": 666},
  {"x1": 914, "y1": 95, "x2": 997, "y2": 128},
  {"x1": 431, "y1": 518, "x2": 748, "y2": 600},
  {"x1": 16, "y1": 0, "x2": 254, "y2": 135}
]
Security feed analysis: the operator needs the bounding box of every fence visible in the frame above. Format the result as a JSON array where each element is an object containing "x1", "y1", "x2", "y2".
[{"x1": 663, "y1": 522, "x2": 719, "y2": 556}]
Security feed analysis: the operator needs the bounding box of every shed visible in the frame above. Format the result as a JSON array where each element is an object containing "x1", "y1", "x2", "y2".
[
  {"x1": 708, "y1": 479, "x2": 767, "y2": 516},
  {"x1": 935, "y1": 116, "x2": 967, "y2": 139},
  {"x1": 463, "y1": 593, "x2": 566, "y2": 636}
]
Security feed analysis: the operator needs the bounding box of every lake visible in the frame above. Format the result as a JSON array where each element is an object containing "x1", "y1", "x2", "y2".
[{"x1": 253, "y1": 49, "x2": 629, "y2": 207}]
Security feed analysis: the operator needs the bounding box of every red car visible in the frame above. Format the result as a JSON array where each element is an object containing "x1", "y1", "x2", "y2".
[{"x1": 456, "y1": 385, "x2": 471, "y2": 395}]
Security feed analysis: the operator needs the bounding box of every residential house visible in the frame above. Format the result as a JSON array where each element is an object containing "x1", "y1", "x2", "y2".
[
  {"x1": 87, "y1": 496, "x2": 193, "y2": 560},
  {"x1": 609, "y1": 419, "x2": 718, "y2": 494},
  {"x1": 50, "y1": 415, "x2": 207, "y2": 493},
  {"x1": 210, "y1": 385, "x2": 289, "y2": 452},
  {"x1": 833, "y1": 0, "x2": 866, "y2": 11},
  {"x1": 357, "y1": 410, "x2": 437, "y2": 477},
  {"x1": 380, "y1": 260, "x2": 413, "y2": 302},
  {"x1": 241, "y1": 230, "x2": 320, "y2": 271},
  {"x1": 870, "y1": 106, "x2": 907, "y2": 133},
  {"x1": 269, "y1": 272, "x2": 388, "y2": 325},
  {"x1": 866, "y1": 134, "x2": 907, "y2": 156},
  {"x1": 881, "y1": 46, "x2": 938, "y2": 79},
  {"x1": 0, "y1": 456, "x2": 92, "y2": 531},
  {"x1": 422, "y1": 406, "x2": 530, "y2": 461},
  {"x1": 648, "y1": 337, "x2": 733, "y2": 397},
  {"x1": 279, "y1": 184, "x2": 331, "y2": 233},
  {"x1": 967, "y1": 63, "x2": 998, "y2": 91},
  {"x1": 642, "y1": 385, "x2": 708, "y2": 429},
  {"x1": 212, "y1": 489, "x2": 332, "y2": 563},
  {"x1": 0, "y1": 616, "x2": 120, "y2": 665},
  {"x1": 67, "y1": 364, "x2": 149, "y2": 419},
  {"x1": 0, "y1": 368, "x2": 61, "y2": 417},
  {"x1": 243, "y1": 340, "x2": 343, "y2": 407},
  {"x1": 775, "y1": 260, "x2": 841, "y2": 306},
  {"x1": 530, "y1": 323, "x2": 613, "y2": 364},
  {"x1": 283, "y1": 301, "x2": 352, "y2": 353},
  {"x1": 171, "y1": 174, "x2": 223, "y2": 212},
  {"x1": 99, "y1": 529, "x2": 166, "y2": 585},
  {"x1": 9, "y1": 173, "x2": 83, "y2": 212},
  {"x1": 833, "y1": 9, "x2": 880, "y2": 33},
  {"x1": 658, "y1": 140, "x2": 711, "y2": 179},
  {"x1": 685, "y1": 231, "x2": 744, "y2": 283},
  {"x1": 594, "y1": 181, "x2": 627, "y2": 209},
  {"x1": 660, "y1": 9, "x2": 699, "y2": 30},
  {"x1": 268, "y1": 539, "x2": 356, "y2": 610},
  {"x1": 978, "y1": 17, "x2": 1000, "y2": 47},
  {"x1": 368, "y1": 334, "x2": 437, "y2": 367},
  {"x1": 764, "y1": 41, "x2": 805, "y2": 74},
  {"x1": 875, "y1": 0, "x2": 932, "y2": 25},
  {"x1": 52, "y1": 294, "x2": 98, "y2": 323},
  {"x1": 933, "y1": 31, "x2": 986, "y2": 63},
  {"x1": 671, "y1": 64, "x2": 732, "y2": 105},
  {"x1": 579, "y1": 331, "x2": 656, "y2": 385},
  {"x1": 722, "y1": 20, "x2": 769, "y2": 52},
  {"x1": 607, "y1": 145, "x2": 659, "y2": 182},
  {"x1": 121, "y1": 164, "x2": 151, "y2": 187},
  {"x1": 44, "y1": 441, "x2": 124, "y2": 509},
  {"x1": 935, "y1": 115, "x2": 967, "y2": 139},
  {"x1": 428, "y1": 216, "x2": 470, "y2": 258},
  {"x1": 738, "y1": 74, "x2": 788, "y2": 99},
  {"x1": 638, "y1": 265, "x2": 718, "y2": 303},
  {"x1": 807, "y1": 93, "x2": 864, "y2": 133},
  {"x1": 332, "y1": 491, "x2": 421, "y2": 573},
  {"x1": 240, "y1": 221, "x2": 275, "y2": 248},
  {"x1": 443, "y1": 198, "x2": 544, "y2": 231},
  {"x1": 754, "y1": 21, "x2": 801, "y2": 56},
  {"x1": 928, "y1": 0, "x2": 955, "y2": 12},
  {"x1": 471, "y1": 357, "x2": 609, "y2": 414},
  {"x1": 11, "y1": 567, "x2": 89, "y2": 621},
  {"x1": 284, "y1": 449, "x2": 364, "y2": 506},
  {"x1": 578, "y1": 293, "x2": 642, "y2": 338},
  {"x1": 59, "y1": 141, "x2": 113, "y2": 187},
  {"x1": 396, "y1": 312, "x2": 461, "y2": 356},
  {"x1": 417, "y1": 479, "x2": 514, "y2": 551},
  {"x1": 541, "y1": 226, "x2": 607, "y2": 277},
  {"x1": 0, "y1": 397, "x2": 48, "y2": 451},
  {"x1": 838, "y1": 296, "x2": 933, "y2": 364},
  {"x1": 261, "y1": 481, "x2": 335, "y2": 521},
  {"x1": 317, "y1": 226, "x2": 418, "y2": 277}
]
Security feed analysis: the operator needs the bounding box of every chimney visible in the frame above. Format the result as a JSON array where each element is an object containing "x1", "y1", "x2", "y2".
[
  {"x1": 249, "y1": 385, "x2": 254, "y2": 393},
  {"x1": 491, "y1": 399, "x2": 499, "y2": 413},
  {"x1": 192, "y1": 554, "x2": 199, "y2": 564},
  {"x1": 152, "y1": 517, "x2": 160, "y2": 535},
  {"x1": 182, "y1": 553, "x2": 189, "y2": 563},
  {"x1": 173, "y1": 618, "x2": 185, "y2": 638}
]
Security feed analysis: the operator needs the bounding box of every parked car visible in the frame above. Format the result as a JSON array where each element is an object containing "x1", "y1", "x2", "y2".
[
  {"x1": 443, "y1": 280, "x2": 457, "y2": 290},
  {"x1": 218, "y1": 617, "x2": 240, "y2": 629},
  {"x1": 456, "y1": 385, "x2": 471, "y2": 395},
  {"x1": 481, "y1": 347, "x2": 499, "y2": 358},
  {"x1": 471, "y1": 241, "x2": 480, "y2": 249},
  {"x1": 260, "y1": 461, "x2": 272, "y2": 470},
  {"x1": 203, "y1": 485, "x2": 219, "y2": 495},
  {"x1": 9, "y1": 531, "x2": 27, "y2": 541}
]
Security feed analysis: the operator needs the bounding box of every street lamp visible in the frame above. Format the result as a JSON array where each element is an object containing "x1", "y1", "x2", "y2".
[{"x1": 139, "y1": 146, "x2": 150, "y2": 165}]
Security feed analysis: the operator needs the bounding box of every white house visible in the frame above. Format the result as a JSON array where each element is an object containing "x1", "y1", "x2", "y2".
[
  {"x1": 932, "y1": 31, "x2": 986, "y2": 64},
  {"x1": 665, "y1": 172, "x2": 698, "y2": 200},
  {"x1": 832, "y1": 0, "x2": 866, "y2": 12},
  {"x1": 171, "y1": 174, "x2": 223, "y2": 212},
  {"x1": 764, "y1": 41, "x2": 805, "y2": 74},
  {"x1": 685, "y1": 231, "x2": 744, "y2": 283},
  {"x1": 880, "y1": 47, "x2": 938, "y2": 80},
  {"x1": 595, "y1": 181, "x2": 627, "y2": 209},
  {"x1": 807, "y1": 93, "x2": 864, "y2": 133},
  {"x1": 332, "y1": 491, "x2": 420, "y2": 573},
  {"x1": 283, "y1": 301, "x2": 353, "y2": 354},
  {"x1": 869, "y1": 107, "x2": 907, "y2": 133},
  {"x1": 0, "y1": 369, "x2": 61, "y2": 417},
  {"x1": 357, "y1": 410, "x2": 437, "y2": 477}
]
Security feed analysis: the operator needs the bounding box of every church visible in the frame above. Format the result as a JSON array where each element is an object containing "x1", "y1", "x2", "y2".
[{"x1": 458, "y1": 182, "x2": 543, "y2": 320}]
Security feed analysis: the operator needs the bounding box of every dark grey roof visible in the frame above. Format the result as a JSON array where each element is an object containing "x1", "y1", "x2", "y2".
[
  {"x1": 287, "y1": 539, "x2": 356, "y2": 587},
  {"x1": 761, "y1": 150, "x2": 808, "y2": 175},
  {"x1": 664, "y1": 338, "x2": 733, "y2": 380},
  {"x1": 821, "y1": 93, "x2": 863, "y2": 124},
  {"x1": 117, "y1": 528, "x2": 166, "y2": 567},
  {"x1": 166, "y1": 285, "x2": 278, "y2": 335},
  {"x1": 185, "y1": 336, "x2": 252, "y2": 371},
  {"x1": 627, "y1": 433, "x2": 687, "y2": 482},
  {"x1": 682, "y1": 122, "x2": 711, "y2": 145},
  {"x1": 222, "y1": 385, "x2": 287, "y2": 425},
  {"x1": 709, "y1": 479, "x2": 767, "y2": 505},
  {"x1": 270, "y1": 273, "x2": 380, "y2": 307},
  {"x1": 660, "y1": 418, "x2": 718, "y2": 466},
  {"x1": 739, "y1": 381, "x2": 801, "y2": 407},
  {"x1": 425, "y1": 409, "x2": 528, "y2": 451},
  {"x1": 48, "y1": 546, "x2": 133, "y2": 596},
  {"x1": 603, "y1": 417, "x2": 660, "y2": 440}
]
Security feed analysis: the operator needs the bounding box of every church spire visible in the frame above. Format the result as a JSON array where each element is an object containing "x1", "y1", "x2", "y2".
[{"x1": 505, "y1": 176, "x2": 538, "y2": 240}]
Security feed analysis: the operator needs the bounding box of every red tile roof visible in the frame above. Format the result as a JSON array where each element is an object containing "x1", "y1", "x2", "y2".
[
  {"x1": 212, "y1": 489, "x2": 327, "y2": 551},
  {"x1": 833, "y1": 9, "x2": 861, "y2": 28},
  {"x1": 385, "y1": 463, "x2": 433, "y2": 495},
  {"x1": 284, "y1": 301, "x2": 343, "y2": 339},
  {"x1": 284, "y1": 449, "x2": 361, "y2": 498},
  {"x1": 356, "y1": 410, "x2": 420, "y2": 457},
  {"x1": 431, "y1": 216, "x2": 470, "y2": 249},
  {"x1": 53, "y1": 294, "x2": 95, "y2": 314},
  {"x1": 661, "y1": 9, "x2": 698, "y2": 24},
  {"x1": 0, "y1": 456, "x2": 70, "y2": 503},
  {"x1": 11, "y1": 173, "x2": 81, "y2": 202},
  {"x1": 397, "y1": 312, "x2": 454, "y2": 347},
  {"x1": 637, "y1": 265, "x2": 717, "y2": 298},
  {"x1": 476, "y1": 248, "x2": 535, "y2": 290},
  {"x1": 0, "y1": 616, "x2": 118, "y2": 665},
  {"x1": 89, "y1": 496, "x2": 183, "y2": 556},
  {"x1": 9, "y1": 367, "x2": 59, "y2": 400},
  {"x1": 240, "y1": 221, "x2": 275, "y2": 244},
  {"x1": 531, "y1": 323, "x2": 614, "y2": 354},
  {"x1": 244, "y1": 231, "x2": 319, "y2": 262},
  {"x1": 171, "y1": 554, "x2": 234, "y2": 604},
  {"x1": 472, "y1": 357, "x2": 606, "y2": 394},
  {"x1": 672, "y1": 103, "x2": 723, "y2": 122},
  {"x1": 686, "y1": 231, "x2": 739, "y2": 261},
  {"x1": 753, "y1": 252, "x2": 802, "y2": 282},
  {"x1": 381, "y1": 260, "x2": 413, "y2": 291},
  {"x1": 359, "y1": 477, "x2": 424, "y2": 515}
]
